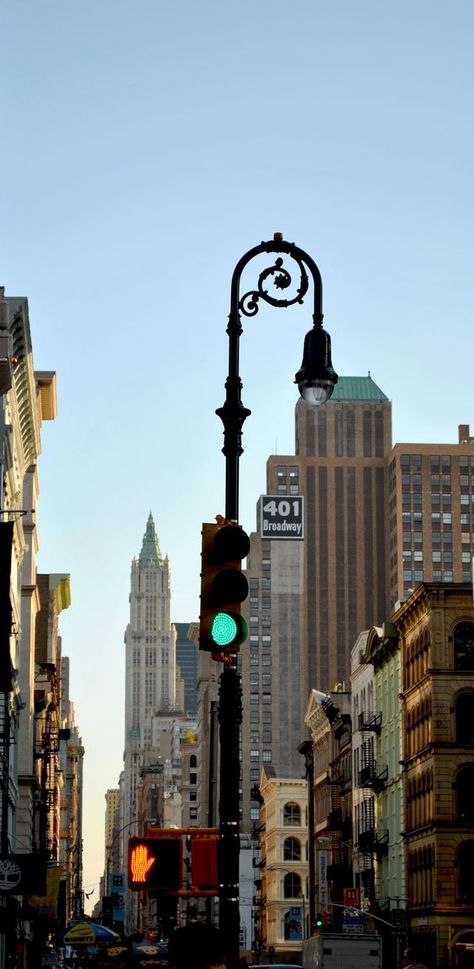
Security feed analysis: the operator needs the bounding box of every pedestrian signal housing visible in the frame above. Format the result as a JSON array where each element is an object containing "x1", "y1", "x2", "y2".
[
  {"x1": 199, "y1": 521, "x2": 250, "y2": 653},
  {"x1": 127, "y1": 837, "x2": 182, "y2": 891}
]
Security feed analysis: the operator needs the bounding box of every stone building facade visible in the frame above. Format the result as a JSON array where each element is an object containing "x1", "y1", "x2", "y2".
[{"x1": 397, "y1": 582, "x2": 474, "y2": 969}]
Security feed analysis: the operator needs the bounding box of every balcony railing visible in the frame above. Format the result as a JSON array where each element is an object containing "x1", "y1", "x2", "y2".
[
  {"x1": 356, "y1": 828, "x2": 389, "y2": 856},
  {"x1": 358, "y1": 764, "x2": 388, "y2": 792},
  {"x1": 358, "y1": 712, "x2": 382, "y2": 733}
]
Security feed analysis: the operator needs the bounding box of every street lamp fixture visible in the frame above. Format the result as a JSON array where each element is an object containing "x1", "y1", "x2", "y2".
[{"x1": 216, "y1": 234, "x2": 337, "y2": 969}]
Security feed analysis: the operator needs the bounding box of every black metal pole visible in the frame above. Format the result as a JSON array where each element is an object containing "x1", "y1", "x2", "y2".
[
  {"x1": 216, "y1": 236, "x2": 325, "y2": 968},
  {"x1": 299, "y1": 740, "x2": 316, "y2": 932}
]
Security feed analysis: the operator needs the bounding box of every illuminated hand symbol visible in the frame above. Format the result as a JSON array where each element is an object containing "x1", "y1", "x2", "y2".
[{"x1": 131, "y1": 844, "x2": 156, "y2": 883}]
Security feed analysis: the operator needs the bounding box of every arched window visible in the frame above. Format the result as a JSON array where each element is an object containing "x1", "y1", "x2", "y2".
[
  {"x1": 459, "y1": 842, "x2": 474, "y2": 902},
  {"x1": 457, "y1": 767, "x2": 474, "y2": 820},
  {"x1": 283, "y1": 837, "x2": 301, "y2": 861},
  {"x1": 454, "y1": 623, "x2": 474, "y2": 671},
  {"x1": 456, "y1": 693, "x2": 474, "y2": 745},
  {"x1": 283, "y1": 872, "x2": 302, "y2": 898},
  {"x1": 283, "y1": 802, "x2": 301, "y2": 826}
]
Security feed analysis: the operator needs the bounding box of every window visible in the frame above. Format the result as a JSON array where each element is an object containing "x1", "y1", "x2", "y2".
[
  {"x1": 250, "y1": 750, "x2": 259, "y2": 761},
  {"x1": 250, "y1": 654, "x2": 259, "y2": 666},
  {"x1": 190, "y1": 808, "x2": 198, "y2": 820},
  {"x1": 283, "y1": 837, "x2": 301, "y2": 861},
  {"x1": 458, "y1": 842, "x2": 474, "y2": 902},
  {"x1": 456, "y1": 767, "x2": 474, "y2": 820},
  {"x1": 190, "y1": 755, "x2": 197, "y2": 768},
  {"x1": 190, "y1": 773, "x2": 197, "y2": 785},
  {"x1": 456, "y1": 692, "x2": 474, "y2": 743},
  {"x1": 250, "y1": 807, "x2": 260, "y2": 821},
  {"x1": 454, "y1": 623, "x2": 474, "y2": 671},
  {"x1": 262, "y1": 693, "x2": 272, "y2": 704},
  {"x1": 284, "y1": 872, "x2": 302, "y2": 898},
  {"x1": 283, "y1": 802, "x2": 301, "y2": 826},
  {"x1": 250, "y1": 693, "x2": 259, "y2": 705}
]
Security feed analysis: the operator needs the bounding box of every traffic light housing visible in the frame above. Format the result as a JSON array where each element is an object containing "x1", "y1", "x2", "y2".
[
  {"x1": 199, "y1": 521, "x2": 250, "y2": 653},
  {"x1": 315, "y1": 913, "x2": 323, "y2": 928},
  {"x1": 127, "y1": 837, "x2": 182, "y2": 891}
]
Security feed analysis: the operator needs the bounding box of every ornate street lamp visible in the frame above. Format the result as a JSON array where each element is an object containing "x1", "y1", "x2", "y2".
[{"x1": 216, "y1": 234, "x2": 337, "y2": 967}]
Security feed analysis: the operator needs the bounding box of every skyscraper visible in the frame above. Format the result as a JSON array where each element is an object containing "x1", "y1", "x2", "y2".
[
  {"x1": 122, "y1": 514, "x2": 182, "y2": 832},
  {"x1": 240, "y1": 378, "x2": 474, "y2": 832}
]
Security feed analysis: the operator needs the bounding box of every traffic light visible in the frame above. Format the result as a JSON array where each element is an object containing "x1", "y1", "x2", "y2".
[
  {"x1": 315, "y1": 913, "x2": 323, "y2": 928},
  {"x1": 199, "y1": 520, "x2": 250, "y2": 653},
  {"x1": 127, "y1": 837, "x2": 182, "y2": 891}
]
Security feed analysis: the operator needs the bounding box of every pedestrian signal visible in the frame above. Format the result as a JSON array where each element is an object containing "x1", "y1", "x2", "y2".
[{"x1": 127, "y1": 837, "x2": 182, "y2": 891}]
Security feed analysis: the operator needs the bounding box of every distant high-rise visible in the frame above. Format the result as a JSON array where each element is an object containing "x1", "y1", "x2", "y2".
[
  {"x1": 123, "y1": 513, "x2": 179, "y2": 828},
  {"x1": 240, "y1": 379, "x2": 474, "y2": 832},
  {"x1": 175, "y1": 622, "x2": 198, "y2": 716}
]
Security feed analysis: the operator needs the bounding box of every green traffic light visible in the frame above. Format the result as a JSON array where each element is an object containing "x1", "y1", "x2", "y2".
[{"x1": 211, "y1": 611, "x2": 238, "y2": 647}]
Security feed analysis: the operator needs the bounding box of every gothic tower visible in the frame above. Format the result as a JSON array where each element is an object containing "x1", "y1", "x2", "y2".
[{"x1": 123, "y1": 513, "x2": 178, "y2": 827}]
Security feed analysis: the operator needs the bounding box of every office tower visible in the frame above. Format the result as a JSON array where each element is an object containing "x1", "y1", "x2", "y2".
[
  {"x1": 388, "y1": 424, "x2": 474, "y2": 605},
  {"x1": 175, "y1": 622, "x2": 198, "y2": 716},
  {"x1": 240, "y1": 377, "x2": 474, "y2": 832},
  {"x1": 123, "y1": 513, "x2": 178, "y2": 830}
]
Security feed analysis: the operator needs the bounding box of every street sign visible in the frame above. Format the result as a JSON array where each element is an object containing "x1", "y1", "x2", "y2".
[
  {"x1": 342, "y1": 910, "x2": 363, "y2": 933},
  {"x1": 260, "y1": 495, "x2": 304, "y2": 540},
  {"x1": 343, "y1": 886, "x2": 360, "y2": 907}
]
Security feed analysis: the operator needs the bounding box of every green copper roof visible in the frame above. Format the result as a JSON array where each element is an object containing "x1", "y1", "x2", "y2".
[
  {"x1": 332, "y1": 374, "x2": 388, "y2": 402},
  {"x1": 139, "y1": 512, "x2": 163, "y2": 566}
]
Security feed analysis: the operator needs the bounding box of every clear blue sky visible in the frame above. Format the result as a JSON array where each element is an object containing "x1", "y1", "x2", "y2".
[{"x1": 2, "y1": 0, "x2": 473, "y2": 909}]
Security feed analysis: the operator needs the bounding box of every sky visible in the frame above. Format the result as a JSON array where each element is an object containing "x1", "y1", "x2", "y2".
[{"x1": 1, "y1": 0, "x2": 473, "y2": 911}]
